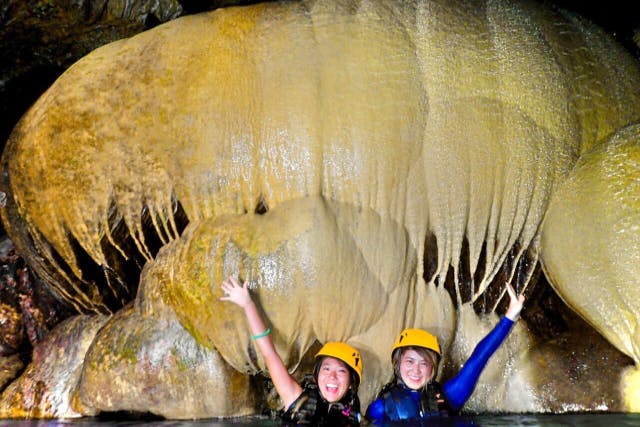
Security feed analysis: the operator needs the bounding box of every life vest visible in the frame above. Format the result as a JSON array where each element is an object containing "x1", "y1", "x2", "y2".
[
  {"x1": 380, "y1": 381, "x2": 451, "y2": 421},
  {"x1": 281, "y1": 375, "x2": 361, "y2": 426}
]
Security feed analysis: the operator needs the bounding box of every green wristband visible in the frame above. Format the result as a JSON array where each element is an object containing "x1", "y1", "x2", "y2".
[{"x1": 252, "y1": 328, "x2": 271, "y2": 340}]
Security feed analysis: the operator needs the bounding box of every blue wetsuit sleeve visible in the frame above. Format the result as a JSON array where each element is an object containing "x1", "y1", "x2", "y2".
[
  {"x1": 365, "y1": 397, "x2": 386, "y2": 425},
  {"x1": 442, "y1": 316, "x2": 514, "y2": 410}
]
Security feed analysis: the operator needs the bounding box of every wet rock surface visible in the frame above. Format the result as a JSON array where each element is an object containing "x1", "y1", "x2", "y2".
[
  {"x1": 0, "y1": 314, "x2": 109, "y2": 418},
  {"x1": 0, "y1": 237, "x2": 73, "y2": 360},
  {"x1": 0, "y1": 0, "x2": 186, "y2": 145},
  {"x1": 1, "y1": 1, "x2": 637, "y2": 148},
  {"x1": 0, "y1": 0, "x2": 638, "y2": 420}
]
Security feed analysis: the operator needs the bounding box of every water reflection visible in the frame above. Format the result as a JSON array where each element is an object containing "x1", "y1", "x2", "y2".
[{"x1": 4, "y1": 414, "x2": 640, "y2": 427}]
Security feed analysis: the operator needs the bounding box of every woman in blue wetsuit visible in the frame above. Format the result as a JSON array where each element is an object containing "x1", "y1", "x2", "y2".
[{"x1": 366, "y1": 283, "x2": 524, "y2": 424}]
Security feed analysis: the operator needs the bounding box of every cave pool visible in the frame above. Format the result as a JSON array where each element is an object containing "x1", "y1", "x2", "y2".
[{"x1": 3, "y1": 413, "x2": 640, "y2": 426}]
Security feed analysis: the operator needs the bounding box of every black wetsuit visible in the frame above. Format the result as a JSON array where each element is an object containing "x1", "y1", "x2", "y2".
[{"x1": 282, "y1": 375, "x2": 361, "y2": 426}]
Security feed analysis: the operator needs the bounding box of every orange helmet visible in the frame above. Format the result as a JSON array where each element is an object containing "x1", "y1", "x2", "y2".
[
  {"x1": 391, "y1": 328, "x2": 441, "y2": 358},
  {"x1": 315, "y1": 342, "x2": 363, "y2": 386}
]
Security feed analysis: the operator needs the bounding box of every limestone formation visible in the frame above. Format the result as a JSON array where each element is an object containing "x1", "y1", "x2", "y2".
[{"x1": 1, "y1": 0, "x2": 640, "y2": 418}]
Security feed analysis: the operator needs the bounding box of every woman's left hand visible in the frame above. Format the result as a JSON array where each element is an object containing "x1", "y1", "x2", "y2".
[{"x1": 505, "y1": 282, "x2": 525, "y2": 321}]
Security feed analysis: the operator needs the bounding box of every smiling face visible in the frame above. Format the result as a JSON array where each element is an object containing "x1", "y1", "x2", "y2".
[
  {"x1": 398, "y1": 348, "x2": 434, "y2": 390},
  {"x1": 316, "y1": 356, "x2": 352, "y2": 402}
]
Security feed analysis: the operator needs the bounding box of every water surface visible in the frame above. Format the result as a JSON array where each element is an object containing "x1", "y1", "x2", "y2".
[{"x1": 4, "y1": 413, "x2": 640, "y2": 427}]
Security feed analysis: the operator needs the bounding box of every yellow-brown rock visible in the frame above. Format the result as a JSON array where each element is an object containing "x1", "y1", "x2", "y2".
[
  {"x1": 74, "y1": 306, "x2": 255, "y2": 418},
  {"x1": 541, "y1": 124, "x2": 640, "y2": 411},
  {"x1": 0, "y1": 315, "x2": 108, "y2": 418},
  {"x1": 1, "y1": 0, "x2": 640, "y2": 417}
]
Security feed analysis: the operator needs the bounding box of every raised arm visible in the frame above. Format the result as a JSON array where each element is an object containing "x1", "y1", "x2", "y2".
[
  {"x1": 220, "y1": 276, "x2": 302, "y2": 409},
  {"x1": 442, "y1": 283, "x2": 525, "y2": 410}
]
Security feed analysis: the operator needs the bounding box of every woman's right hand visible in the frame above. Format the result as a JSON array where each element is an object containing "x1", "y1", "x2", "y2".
[{"x1": 220, "y1": 275, "x2": 253, "y2": 308}]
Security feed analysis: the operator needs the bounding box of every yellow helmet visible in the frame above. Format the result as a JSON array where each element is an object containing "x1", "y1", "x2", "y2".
[
  {"x1": 315, "y1": 342, "x2": 363, "y2": 386},
  {"x1": 391, "y1": 328, "x2": 441, "y2": 357}
]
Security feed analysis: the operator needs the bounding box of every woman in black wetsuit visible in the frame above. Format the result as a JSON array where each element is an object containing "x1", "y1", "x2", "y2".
[{"x1": 220, "y1": 275, "x2": 363, "y2": 425}]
